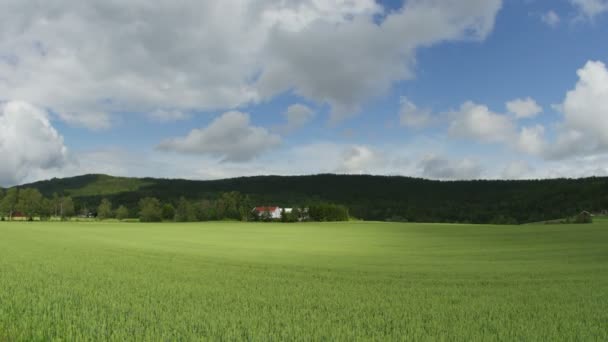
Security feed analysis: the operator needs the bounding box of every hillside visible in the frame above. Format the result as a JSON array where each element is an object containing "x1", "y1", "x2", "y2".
[{"x1": 13, "y1": 174, "x2": 608, "y2": 224}]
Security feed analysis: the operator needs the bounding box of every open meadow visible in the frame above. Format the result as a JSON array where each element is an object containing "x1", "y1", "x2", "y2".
[{"x1": 1, "y1": 220, "x2": 607, "y2": 340}]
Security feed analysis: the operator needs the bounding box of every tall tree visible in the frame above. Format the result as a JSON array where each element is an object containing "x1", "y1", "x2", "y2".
[
  {"x1": 175, "y1": 197, "x2": 197, "y2": 222},
  {"x1": 52, "y1": 193, "x2": 60, "y2": 217},
  {"x1": 61, "y1": 196, "x2": 75, "y2": 219},
  {"x1": 16, "y1": 188, "x2": 43, "y2": 220},
  {"x1": 161, "y1": 204, "x2": 176, "y2": 221},
  {"x1": 139, "y1": 197, "x2": 162, "y2": 222},
  {"x1": 97, "y1": 198, "x2": 113, "y2": 220},
  {"x1": 0, "y1": 189, "x2": 4, "y2": 220},
  {"x1": 115, "y1": 205, "x2": 129, "y2": 221},
  {"x1": 0, "y1": 188, "x2": 19, "y2": 221},
  {"x1": 39, "y1": 198, "x2": 53, "y2": 221}
]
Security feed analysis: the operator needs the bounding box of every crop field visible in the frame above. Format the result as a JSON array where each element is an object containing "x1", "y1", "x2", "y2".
[{"x1": 0, "y1": 221, "x2": 607, "y2": 340}]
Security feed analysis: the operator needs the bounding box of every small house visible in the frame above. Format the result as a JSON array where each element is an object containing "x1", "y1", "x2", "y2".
[{"x1": 253, "y1": 207, "x2": 282, "y2": 219}]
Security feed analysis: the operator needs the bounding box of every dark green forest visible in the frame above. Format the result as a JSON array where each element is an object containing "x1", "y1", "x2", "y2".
[{"x1": 4, "y1": 174, "x2": 608, "y2": 224}]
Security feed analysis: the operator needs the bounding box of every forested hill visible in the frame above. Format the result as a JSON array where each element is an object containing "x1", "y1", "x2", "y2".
[{"x1": 15, "y1": 174, "x2": 608, "y2": 224}]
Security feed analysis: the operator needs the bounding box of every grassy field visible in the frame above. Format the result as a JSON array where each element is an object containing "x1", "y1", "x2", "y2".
[{"x1": 0, "y1": 221, "x2": 607, "y2": 340}]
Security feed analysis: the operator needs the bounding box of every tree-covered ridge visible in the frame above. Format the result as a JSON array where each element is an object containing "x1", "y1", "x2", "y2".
[
  {"x1": 24, "y1": 174, "x2": 152, "y2": 197},
  {"x1": 10, "y1": 174, "x2": 608, "y2": 224}
]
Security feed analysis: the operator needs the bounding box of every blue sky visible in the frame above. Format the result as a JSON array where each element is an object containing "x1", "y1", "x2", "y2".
[{"x1": 1, "y1": 0, "x2": 608, "y2": 186}]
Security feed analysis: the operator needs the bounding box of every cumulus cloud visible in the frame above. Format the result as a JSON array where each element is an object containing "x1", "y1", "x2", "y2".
[
  {"x1": 541, "y1": 10, "x2": 561, "y2": 27},
  {"x1": 547, "y1": 61, "x2": 608, "y2": 159},
  {"x1": 336, "y1": 145, "x2": 385, "y2": 174},
  {"x1": 506, "y1": 97, "x2": 543, "y2": 119},
  {"x1": 418, "y1": 154, "x2": 482, "y2": 180},
  {"x1": 517, "y1": 125, "x2": 546, "y2": 156},
  {"x1": 448, "y1": 101, "x2": 515, "y2": 143},
  {"x1": 446, "y1": 100, "x2": 550, "y2": 158},
  {"x1": 157, "y1": 111, "x2": 281, "y2": 162},
  {"x1": 0, "y1": 0, "x2": 503, "y2": 127},
  {"x1": 279, "y1": 104, "x2": 315, "y2": 133},
  {"x1": 0, "y1": 101, "x2": 69, "y2": 186},
  {"x1": 570, "y1": 0, "x2": 608, "y2": 18},
  {"x1": 399, "y1": 98, "x2": 435, "y2": 128},
  {"x1": 258, "y1": 0, "x2": 503, "y2": 122}
]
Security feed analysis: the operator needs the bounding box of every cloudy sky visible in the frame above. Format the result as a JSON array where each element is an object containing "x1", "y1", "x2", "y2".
[{"x1": 1, "y1": 0, "x2": 608, "y2": 186}]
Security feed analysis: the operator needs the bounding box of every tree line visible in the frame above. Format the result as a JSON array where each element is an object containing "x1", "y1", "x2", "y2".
[
  {"x1": 136, "y1": 193, "x2": 349, "y2": 222},
  {"x1": 12, "y1": 173, "x2": 608, "y2": 224},
  {"x1": 0, "y1": 188, "x2": 75, "y2": 220},
  {"x1": 0, "y1": 188, "x2": 349, "y2": 222}
]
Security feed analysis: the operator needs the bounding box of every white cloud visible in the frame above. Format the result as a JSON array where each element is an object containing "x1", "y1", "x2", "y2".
[
  {"x1": 547, "y1": 61, "x2": 608, "y2": 159},
  {"x1": 448, "y1": 101, "x2": 515, "y2": 143},
  {"x1": 562, "y1": 61, "x2": 608, "y2": 144},
  {"x1": 336, "y1": 145, "x2": 385, "y2": 174},
  {"x1": 399, "y1": 98, "x2": 434, "y2": 128},
  {"x1": 506, "y1": 97, "x2": 543, "y2": 119},
  {"x1": 517, "y1": 125, "x2": 546, "y2": 156},
  {"x1": 446, "y1": 100, "x2": 549, "y2": 157},
  {"x1": 279, "y1": 104, "x2": 315, "y2": 133},
  {"x1": 501, "y1": 160, "x2": 534, "y2": 179},
  {"x1": 541, "y1": 10, "x2": 561, "y2": 27},
  {"x1": 418, "y1": 154, "x2": 482, "y2": 180},
  {"x1": 157, "y1": 111, "x2": 281, "y2": 162},
  {"x1": 0, "y1": 0, "x2": 503, "y2": 127},
  {"x1": 570, "y1": 0, "x2": 608, "y2": 18},
  {"x1": 258, "y1": 0, "x2": 503, "y2": 122},
  {"x1": 0, "y1": 101, "x2": 69, "y2": 186},
  {"x1": 148, "y1": 109, "x2": 191, "y2": 123},
  {"x1": 55, "y1": 111, "x2": 112, "y2": 130}
]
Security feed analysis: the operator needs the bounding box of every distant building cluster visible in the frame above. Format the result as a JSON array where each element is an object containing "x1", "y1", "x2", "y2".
[{"x1": 252, "y1": 207, "x2": 292, "y2": 219}]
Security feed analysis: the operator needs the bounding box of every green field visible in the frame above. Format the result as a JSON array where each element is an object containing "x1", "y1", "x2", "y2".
[{"x1": 1, "y1": 221, "x2": 607, "y2": 340}]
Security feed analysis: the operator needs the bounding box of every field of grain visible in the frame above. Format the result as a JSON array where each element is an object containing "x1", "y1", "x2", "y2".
[{"x1": 1, "y1": 220, "x2": 607, "y2": 340}]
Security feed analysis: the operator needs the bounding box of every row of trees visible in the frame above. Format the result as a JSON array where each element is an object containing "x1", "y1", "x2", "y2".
[
  {"x1": 90, "y1": 192, "x2": 349, "y2": 223},
  {"x1": 1, "y1": 188, "x2": 350, "y2": 223},
  {"x1": 0, "y1": 188, "x2": 75, "y2": 220},
  {"x1": 137, "y1": 192, "x2": 255, "y2": 222}
]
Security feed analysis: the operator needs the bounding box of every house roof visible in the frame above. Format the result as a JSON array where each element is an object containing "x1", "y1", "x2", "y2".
[{"x1": 253, "y1": 206, "x2": 279, "y2": 212}]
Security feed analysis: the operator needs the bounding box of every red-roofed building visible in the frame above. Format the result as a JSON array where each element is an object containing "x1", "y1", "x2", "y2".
[
  {"x1": 252, "y1": 206, "x2": 282, "y2": 219},
  {"x1": 11, "y1": 211, "x2": 26, "y2": 220}
]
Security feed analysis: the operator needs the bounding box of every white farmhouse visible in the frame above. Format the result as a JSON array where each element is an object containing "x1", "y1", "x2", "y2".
[{"x1": 252, "y1": 206, "x2": 282, "y2": 219}]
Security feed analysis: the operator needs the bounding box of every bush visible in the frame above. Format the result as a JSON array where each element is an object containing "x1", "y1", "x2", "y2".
[{"x1": 308, "y1": 203, "x2": 349, "y2": 222}]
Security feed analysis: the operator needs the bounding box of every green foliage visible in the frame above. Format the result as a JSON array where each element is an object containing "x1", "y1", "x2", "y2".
[
  {"x1": 39, "y1": 198, "x2": 53, "y2": 221},
  {"x1": 28, "y1": 174, "x2": 152, "y2": 197},
  {"x1": 138, "y1": 197, "x2": 162, "y2": 222},
  {"x1": 60, "y1": 196, "x2": 75, "y2": 219},
  {"x1": 97, "y1": 198, "x2": 113, "y2": 220},
  {"x1": 0, "y1": 188, "x2": 19, "y2": 220},
  {"x1": 115, "y1": 205, "x2": 129, "y2": 221},
  {"x1": 308, "y1": 203, "x2": 349, "y2": 221},
  {"x1": 14, "y1": 173, "x2": 608, "y2": 224},
  {"x1": 161, "y1": 204, "x2": 176, "y2": 221},
  {"x1": 575, "y1": 211, "x2": 593, "y2": 224},
  {"x1": 260, "y1": 210, "x2": 272, "y2": 222},
  {"x1": 1, "y1": 221, "x2": 607, "y2": 340},
  {"x1": 16, "y1": 188, "x2": 44, "y2": 220},
  {"x1": 175, "y1": 197, "x2": 197, "y2": 222},
  {"x1": 281, "y1": 208, "x2": 302, "y2": 222}
]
